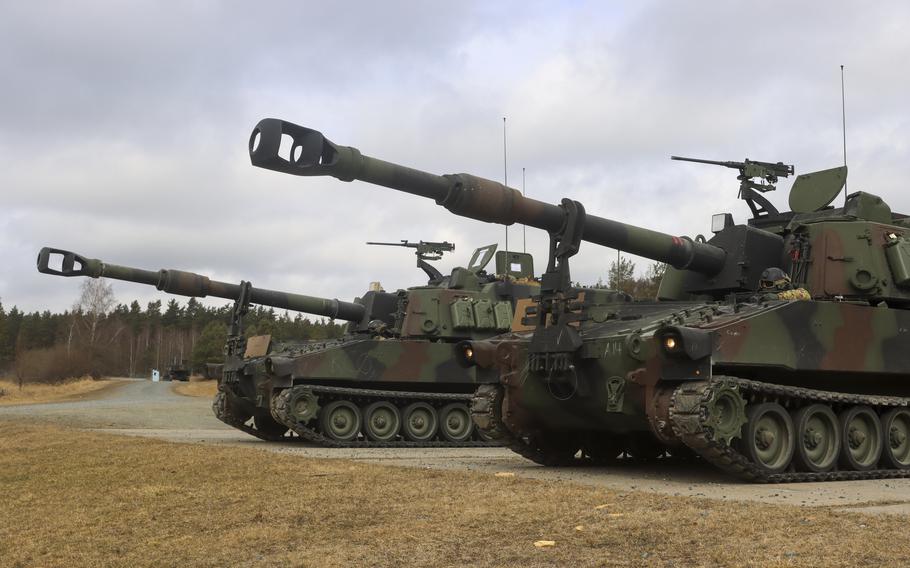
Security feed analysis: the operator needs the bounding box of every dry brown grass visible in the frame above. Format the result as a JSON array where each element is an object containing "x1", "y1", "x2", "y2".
[
  {"x1": 0, "y1": 378, "x2": 116, "y2": 406},
  {"x1": 0, "y1": 421, "x2": 907, "y2": 567},
  {"x1": 172, "y1": 378, "x2": 217, "y2": 398}
]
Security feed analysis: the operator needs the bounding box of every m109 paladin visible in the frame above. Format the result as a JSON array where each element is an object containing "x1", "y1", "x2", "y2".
[
  {"x1": 37, "y1": 243, "x2": 538, "y2": 446},
  {"x1": 249, "y1": 117, "x2": 910, "y2": 481}
]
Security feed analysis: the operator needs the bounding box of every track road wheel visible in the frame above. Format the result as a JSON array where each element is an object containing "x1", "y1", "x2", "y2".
[
  {"x1": 742, "y1": 402, "x2": 795, "y2": 474},
  {"x1": 402, "y1": 402, "x2": 439, "y2": 442},
  {"x1": 320, "y1": 400, "x2": 362, "y2": 442},
  {"x1": 882, "y1": 408, "x2": 910, "y2": 469},
  {"x1": 253, "y1": 414, "x2": 289, "y2": 439},
  {"x1": 363, "y1": 401, "x2": 401, "y2": 442},
  {"x1": 791, "y1": 404, "x2": 840, "y2": 473},
  {"x1": 439, "y1": 403, "x2": 473, "y2": 443},
  {"x1": 839, "y1": 406, "x2": 883, "y2": 471}
]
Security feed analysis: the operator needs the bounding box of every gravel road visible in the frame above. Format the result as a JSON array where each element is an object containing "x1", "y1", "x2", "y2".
[{"x1": 3, "y1": 378, "x2": 909, "y2": 515}]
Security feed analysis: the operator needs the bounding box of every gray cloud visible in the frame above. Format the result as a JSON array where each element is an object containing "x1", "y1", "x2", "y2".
[{"x1": 3, "y1": 1, "x2": 910, "y2": 314}]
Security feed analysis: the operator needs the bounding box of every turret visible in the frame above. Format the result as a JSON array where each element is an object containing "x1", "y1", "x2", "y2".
[{"x1": 36, "y1": 247, "x2": 367, "y2": 321}]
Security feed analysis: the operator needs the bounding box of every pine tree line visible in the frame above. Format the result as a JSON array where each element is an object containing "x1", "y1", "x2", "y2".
[{"x1": 0, "y1": 291, "x2": 344, "y2": 383}]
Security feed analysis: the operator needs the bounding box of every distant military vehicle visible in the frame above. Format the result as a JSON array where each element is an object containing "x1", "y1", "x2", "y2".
[
  {"x1": 164, "y1": 359, "x2": 190, "y2": 382},
  {"x1": 37, "y1": 241, "x2": 538, "y2": 446},
  {"x1": 248, "y1": 116, "x2": 910, "y2": 481}
]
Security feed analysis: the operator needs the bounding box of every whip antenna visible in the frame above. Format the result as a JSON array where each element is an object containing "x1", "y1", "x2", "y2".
[
  {"x1": 503, "y1": 117, "x2": 508, "y2": 252},
  {"x1": 522, "y1": 167, "x2": 527, "y2": 253},
  {"x1": 841, "y1": 64, "x2": 848, "y2": 203}
]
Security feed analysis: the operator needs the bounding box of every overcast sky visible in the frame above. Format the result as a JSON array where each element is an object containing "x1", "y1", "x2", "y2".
[{"x1": 3, "y1": 1, "x2": 910, "y2": 314}]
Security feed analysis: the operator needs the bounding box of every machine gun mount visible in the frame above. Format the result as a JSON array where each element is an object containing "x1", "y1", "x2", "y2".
[
  {"x1": 366, "y1": 240, "x2": 455, "y2": 283},
  {"x1": 671, "y1": 155, "x2": 795, "y2": 219}
]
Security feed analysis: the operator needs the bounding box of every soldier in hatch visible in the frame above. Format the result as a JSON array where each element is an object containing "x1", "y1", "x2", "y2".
[{"x1": 758, "y1": 267, "x2": 811, "y2": 301}]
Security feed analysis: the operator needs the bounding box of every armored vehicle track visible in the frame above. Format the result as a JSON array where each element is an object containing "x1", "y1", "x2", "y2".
[
  {"x1": 216, "y1": 386, "x2": 494, "y2": 447},
  {"x1": 472, "y1": 379, "x2": 910, "y2": 482}
]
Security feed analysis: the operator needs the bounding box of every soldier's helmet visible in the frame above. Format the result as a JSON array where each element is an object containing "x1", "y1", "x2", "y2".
[{"x1": 759, "y1": 267, "x2": 790, "y2": 290}]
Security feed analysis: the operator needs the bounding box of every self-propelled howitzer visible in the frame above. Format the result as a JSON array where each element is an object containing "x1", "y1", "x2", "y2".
[
  {"x1": 37, "y1": 244, "x2": 540, "y2": 446},
  {"x1": 249, "y1": 117, "x2": 910, "y2": 482}
]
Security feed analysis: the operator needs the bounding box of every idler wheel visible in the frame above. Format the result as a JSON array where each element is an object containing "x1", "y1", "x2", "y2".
[
  {"x1": 363, "y1": 401, "x2": 401, "y2": 442},
  {"x1": 287, "y1": 388, "x2": 320, "y2": 424},
  {"x1": 838, "y1": 406, "x2": 883, "y2": 471},
  {"x1": 439, "y1": 403, "x2": 473, "y2": 443},
  {"x1": 253, "y1": 414, "x2": 289, "y2": 438},
  {"x1": 402, "y1": 402, "x2": 439, "y2": 442},
  {"x1": 882, "y1": 408, "x2": 910, "y2": 469},
  {"x1": 791, "y1": 404, "x2": 840, "y2": 473},
  {"x1": 742, "y1": 402, "x2": 795, "y2": 474},
  {"x1": 703, "y1": 382, "x2": 747, "y2": 446},
  {"x1": 320, "y1": 400, "x2": 363, "y2": 442}
]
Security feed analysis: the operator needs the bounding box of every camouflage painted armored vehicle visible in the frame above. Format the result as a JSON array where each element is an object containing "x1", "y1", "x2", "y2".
[
  {"x1": 249, "y1": 117, "x2": 910, "y2": 481},
  {"x1": 36, "y1": 243, "x2": 539, "y2": 446}
]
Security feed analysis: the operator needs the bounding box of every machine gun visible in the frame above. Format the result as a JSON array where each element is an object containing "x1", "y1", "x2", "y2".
[
  {"x1": 671, "y1": 156, "x2": 794, "y2": 218},
  {"x1": 366, "y1": 240, "x2": 455, "y2": 283}
]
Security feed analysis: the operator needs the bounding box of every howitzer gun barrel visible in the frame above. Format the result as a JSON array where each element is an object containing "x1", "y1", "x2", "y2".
[
  {"x1": 36, "y1": 247, "x2": 366, "y2": 322},
  {"x1": 250, "y1": 119, "x2": 726, "y2": 274}
]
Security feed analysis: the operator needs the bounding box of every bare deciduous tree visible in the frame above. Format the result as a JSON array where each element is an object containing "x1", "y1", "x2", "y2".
[{"x1": 76, "y1": 278, "x2": 116, "y2": 346}]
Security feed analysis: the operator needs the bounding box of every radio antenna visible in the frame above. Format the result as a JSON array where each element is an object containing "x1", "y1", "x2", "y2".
[
  {"x1": 503, "y1": 117, "x2": 509, "y2": 252},
  {"x1": 522, "y1": 167, "x2": 527, "y2": 253},
  {"x1": 841, "y1": 64, "x2": 848, "y2": 204}
]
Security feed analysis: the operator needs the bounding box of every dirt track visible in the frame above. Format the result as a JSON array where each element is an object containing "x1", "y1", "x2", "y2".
[{"x1": 3, "y1": 378, "x2": 909, "y2": 516}]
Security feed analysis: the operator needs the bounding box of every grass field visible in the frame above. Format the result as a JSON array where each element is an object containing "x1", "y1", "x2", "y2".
[
  {"x1": 0, "y1": 378, "x2": 115, "y2": 406},
  {"x1": 172, "y1": 378, "x2": 218, "y2": 398},
  {"x1": 0, "y1": 420, "x2": 907, "y2": 567}
]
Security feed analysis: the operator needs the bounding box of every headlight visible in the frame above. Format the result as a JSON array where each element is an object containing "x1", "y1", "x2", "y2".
[
  {"x1": 656, "y1": 326, "x2": 713, "y2": 361},
  {"x1": 456, "y1": 341, "x2": 497, "y2": 369},
  {"x1": 457, "y1": 341, "x2": 478, "y2": 368},
  {"x1": 662, "y1": 334, "x2": 681, "y2": 354}
]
